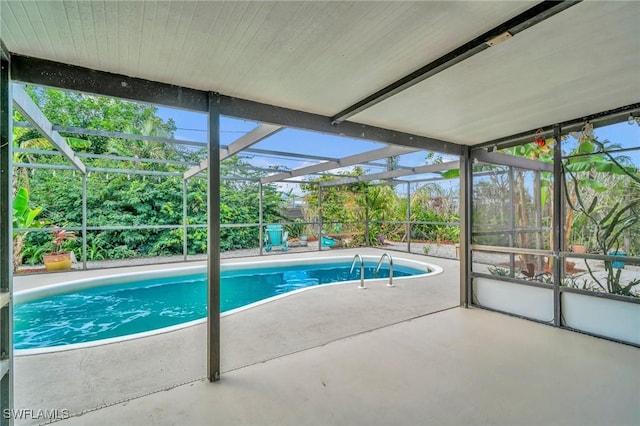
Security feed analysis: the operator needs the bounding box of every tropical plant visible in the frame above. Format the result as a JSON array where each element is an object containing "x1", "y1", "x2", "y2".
[
  {"x1": 564, "y1": 140, "x2": 640, "y2": 296},
  {"x1": 488, "y1": 265, "x2": 511, "y2": 277},
  {"x1": 301, "y1": 168, "x2": 369, "y2": 236},
  {"x1": 107, "y1": 117, "x2": 180, "y2": 165},
  {"x1": 12, "y1": 187, "x2": 43, "y2": 270},
  {"x1": 13, "y1": 87, "x2": 293, "y2": 264},
  {"x1": 366, "y1": 184, "x2": 400, "y2": 245},
  {"x1": 562, "y1": 139, "x2": 632, "y2": 249},
  {"x1": 86, "y1": 235, "x2": 108, "y2": 261},
  {"x1": 16, "y1": 86, "x2": 176, "y2": 155},
  {"x1": 285, "y1": 219, "x2": 305, "y2": 239},
  {"x1": 50, "y1": 228, "x2": 77, "y2": 254}
]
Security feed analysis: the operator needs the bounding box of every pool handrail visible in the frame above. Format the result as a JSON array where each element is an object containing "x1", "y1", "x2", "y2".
[
  {"x1": 349, "y1": 254, "x2": 366, "y2": 289},
  {"x1": 375, "y1": 252, "x2": 395, "y2": 287}
]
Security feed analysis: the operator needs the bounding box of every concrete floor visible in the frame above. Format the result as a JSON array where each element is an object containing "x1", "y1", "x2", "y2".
[
  {"x1": 58, "y1": 308, "x2": 639, "y2": 426},
  {"x1": 12, "y1": 249, "x2": 640, "y2": 425}
]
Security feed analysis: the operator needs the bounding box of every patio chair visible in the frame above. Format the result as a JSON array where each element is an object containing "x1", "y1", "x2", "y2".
[
  {"x1": 321, "y1": 235, "x2": 336, "y2": 248},
  {"x1": 264, "y1": 224, "x2": 288, "y2": 252}
]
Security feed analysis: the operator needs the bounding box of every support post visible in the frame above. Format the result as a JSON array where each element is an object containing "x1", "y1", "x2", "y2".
[
  {"x1": 318, "y1": 185, "x2": 323, "y2": 252},
  {"x1": 459, "y1": 146, "x2": 472, "y2": 307},
  {"x1": 183, "y1": 179, "x2": 188, "y2": 261},
  {"x1": 82, "y1": 173, "x2": 87, "y2": 270},
  {"x1": 364, "y1": 187, "x2": 370, "y2": 247},
  {"x1": 508, "y1": 166, "x2": 516, "y2": 273},
  {"x1": 259, "y1": 182, "x2": 263, "y2": 255},
  {"x1": 534, "y1": 170, "x2": 543, "y2": 273},
  {"x1": 552, "y1": 124, "x2": 563, "y2": 327},
  {"x1": 0, "y1": 42, "x2": 14, "y2": 426},
  {"x1": 207, "y1": 93, "x2": 221, "y2": 382},
  {"x1": 406, "y1": 182, "x2": 411, "y2": 253}
]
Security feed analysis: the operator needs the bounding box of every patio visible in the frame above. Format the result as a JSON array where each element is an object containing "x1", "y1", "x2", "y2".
[
  {"x1": 57, "y1": 308, "x2": 640, "y2": 426},
  {"x1": 1, "y1": 2, "x2": 639, "y2": 425},
  {"x1": 13, "y1": 249, "x2": 639, "y2": 425}
]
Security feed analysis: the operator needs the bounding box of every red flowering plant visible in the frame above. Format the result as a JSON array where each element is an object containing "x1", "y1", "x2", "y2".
[
  {"x1": 51, "y1": 228, "x2": 77, "y2": 254},
  {"x1": 42, "y1": 227, "x2": 78, "y2": 271}
]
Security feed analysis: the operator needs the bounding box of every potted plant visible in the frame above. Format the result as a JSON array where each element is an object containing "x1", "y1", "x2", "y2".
[
  {"x1": 43, "y1": 228, "x2": 77, "y2": 271},
  {"x1": 570, "y1": 212, "x2": 589, "y2": 253},
  {"x1": 572, "y1": 241, "x2": 588, "y2": 254}
]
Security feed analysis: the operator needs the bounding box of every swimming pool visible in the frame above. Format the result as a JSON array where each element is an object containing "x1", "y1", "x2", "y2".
[{"x1": 14, "y1": 256, "x2": 441, "y2": 351}]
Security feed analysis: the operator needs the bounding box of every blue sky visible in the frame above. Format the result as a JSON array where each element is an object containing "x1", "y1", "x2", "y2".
[
  {"x1": 155, "y1": 107, "x2": 457, "y2": 172},
  {"x1": 156, "y1": 106, "x2": 640, "y2": 176}
]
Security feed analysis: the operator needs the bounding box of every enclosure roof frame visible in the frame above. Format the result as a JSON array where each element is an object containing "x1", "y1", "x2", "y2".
[{"x1": 10, "y1": 55, "x2": 464, "y2": 157}]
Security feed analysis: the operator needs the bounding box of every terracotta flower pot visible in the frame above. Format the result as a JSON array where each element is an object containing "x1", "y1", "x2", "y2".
[
  {"x1": 572, "y1": 244, "x2": 588, "y2": 254},
  {"x1": 43, "y1": 252, "x2": 73, "y2": 271}
]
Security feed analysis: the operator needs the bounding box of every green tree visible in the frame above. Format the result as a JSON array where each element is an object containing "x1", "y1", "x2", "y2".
[
  {"x1": 107, "y1": 117, "x2": 181, "y2": 165},
  {"x1": 12, "y1": 187, "x2": 43, "y2": 270},
  {"x1": 301, "y1": 168, "x2": 368, "y2": 236},
  {"x1": 15, "y1": 88, "x2": 286, "y2": 263},
  {"x1": 16, "y1": 86, "x2": 176, "y2": 154}
]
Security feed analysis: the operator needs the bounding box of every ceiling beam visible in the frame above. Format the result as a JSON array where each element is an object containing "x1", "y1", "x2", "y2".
[
  {"x1": 15, "y1": 120, "x2": 386, "y2": 167},
  {"x1": 330, "y1": 1, "x2": 582, "y2": 124},
  {"x1": 475, "y1": 102, "x2": 640, "y2": 151},
  {"x1": 0, "y1": 40, "x2": 8, "y2": 61},
  {"x1": 222, "y1": 123, "x2": 282, "y2": 159},
  {"x1": 10, "y1": 55, "x2": 463, "y2": 156},
  {"x1": 238, "y1": 146, "x2": 412, "y2": 171},
  {"x1": 12, "y1": 84, "x2": 86, "y2": 173},
  {"x1": 215, "y1": 95, "x2": 462, "y2": 155},
  {"x1": 320, "y1": 161, "x2": 460, "y2": 187},
  {"x1": 183, "y1": 160, "x2": 209, "y2": 180},
  {"x1": 184, "y1": 123, "x2": 282, "y2": 179},
  {"x1": 11, "y1": 55, "x2": 208, "y2": 112},
  {"x1": 260, "y1": 145, "x2": 418, "y2": 184}
]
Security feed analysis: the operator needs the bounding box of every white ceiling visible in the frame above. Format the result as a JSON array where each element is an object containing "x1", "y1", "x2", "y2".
[
  {"x1": 1, "y1": 1, "x2": 638, "y2": 146},
  {"x1": 353, "y1": 1, "x2": 640, "y2": 145}
]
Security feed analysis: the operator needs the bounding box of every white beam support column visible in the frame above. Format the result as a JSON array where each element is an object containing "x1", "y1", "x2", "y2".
[
  {"x1": 11, "y1": 84, "x2": 86, "y2": 174},
  {"x1": 321, "y1": 161, "x2": 460, "y2": 187},
  {"x1": 474, "y1": 150, "x2": 553, "y2": 172},
  {"x1": 261, "y1": 145, "x2": 418, "y2": 184},
  {"x1": 184, "y1": 124, "x2": 282, "y2": 179},
  {"x1": 225, "y1": 123, "x2": 282, "y2": 158}
]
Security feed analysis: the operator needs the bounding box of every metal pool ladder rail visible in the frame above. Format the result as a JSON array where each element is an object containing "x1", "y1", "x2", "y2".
[
  {"x1": 350, "y1": 254, "x2": 366, "y2": 289},
  {"x1": 375, "y1": 252, "x2": 395, "y2": 287}
]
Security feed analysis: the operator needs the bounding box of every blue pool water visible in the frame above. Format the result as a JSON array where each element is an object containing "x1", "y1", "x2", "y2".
[{"x1": 14, "y1": 262, "x2": 425, "y2": 349}]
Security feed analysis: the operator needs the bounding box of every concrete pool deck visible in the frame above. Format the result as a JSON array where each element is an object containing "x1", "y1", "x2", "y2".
[{"x1": 12, "y1": 248, "x2": 640, "y2": 425}]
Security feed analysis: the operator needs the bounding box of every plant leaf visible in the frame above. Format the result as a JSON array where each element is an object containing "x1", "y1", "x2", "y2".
[
  {"x1": 586, "y1": 196, "x2": 598, "y2": 214},
  {"x1": 577, "y1": 141, "x2": 594, "y2": 154},
  {"x1": 13, "y1": 187, "x2": 28, "y2": 214},
  {"x1": 441, "y1": 169, "x2": 460, "y2": 179},
  {"x1": 582, "y1": 179, "x2": 607, "y2": 192}
]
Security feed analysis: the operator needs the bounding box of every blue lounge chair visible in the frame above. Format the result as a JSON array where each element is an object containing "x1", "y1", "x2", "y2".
[
  {"x1": 264, "y1": 225, "x2": 288, "y2": 252},
  {"x1": 321, "y1": 235, "x2": 336, "y2": 248}
]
